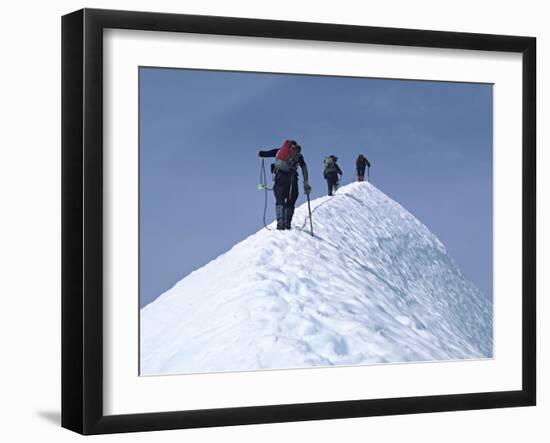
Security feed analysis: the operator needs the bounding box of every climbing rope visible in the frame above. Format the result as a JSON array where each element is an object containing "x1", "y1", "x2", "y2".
[
  {"x1": 297, "y1": 193, "x2": 342, "y2": 230},
  {"x1": 259, "y1": 160, "x2": 349, "y2": 233},
  {"x1": 259, "y1": 159, "x2": 272, "y2": 230}
]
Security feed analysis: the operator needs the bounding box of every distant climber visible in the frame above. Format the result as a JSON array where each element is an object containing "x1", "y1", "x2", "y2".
[
  {"x1": 323, "y1": 155, "x2": 343, "y2": 196},
  {"x1": 356, "y1": 154, "x2": 371, "y2": 182},
  {"x1": 258, "y1": 140, "x2": 310, "y2": 230}
]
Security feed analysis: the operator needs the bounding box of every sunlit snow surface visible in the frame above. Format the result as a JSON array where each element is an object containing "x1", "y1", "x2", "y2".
[{"x1": 140, "y1": 182, "x2": 492, "y2": 375}]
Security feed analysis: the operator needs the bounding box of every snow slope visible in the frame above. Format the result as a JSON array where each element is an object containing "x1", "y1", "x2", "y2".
[{"x1": 140, "y1": 182, "x2": 493, "y2": 375}]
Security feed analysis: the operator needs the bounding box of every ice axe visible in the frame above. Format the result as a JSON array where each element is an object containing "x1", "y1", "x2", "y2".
[{"x1": 306, "y1": 192, "x2": 314, "y2": 237}]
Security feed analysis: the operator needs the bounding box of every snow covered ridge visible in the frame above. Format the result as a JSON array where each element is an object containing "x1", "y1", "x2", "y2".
[{"x1": 140, "y1": 182, "x2": 493, "y2": 376}]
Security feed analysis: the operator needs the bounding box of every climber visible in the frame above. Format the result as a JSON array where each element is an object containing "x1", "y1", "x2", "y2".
[
  {"x1": 356, "y1": 154, "x2": 371, "y2": 182},
  {"x1": 323, "y1": 155, "x2": 343, "y2": 196},
  {"x1": 257, "y1": 140, "x2": 310, "y2": 230}
]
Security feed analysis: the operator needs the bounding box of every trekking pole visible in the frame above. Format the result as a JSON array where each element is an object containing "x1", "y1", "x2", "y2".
[
  {"x1": 367, "y1": 166, "x2": 370, "y2": 182},
  {"x1": 307, "y1": 193, "x2": 314, "y2": 237}
]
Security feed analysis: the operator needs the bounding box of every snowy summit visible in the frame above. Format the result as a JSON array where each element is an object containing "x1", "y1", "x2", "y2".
[{"x1": 140, "y1": 181, "x2": 493, "y2": 375}]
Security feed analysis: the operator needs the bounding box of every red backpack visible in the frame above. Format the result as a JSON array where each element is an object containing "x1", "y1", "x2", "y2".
[
  {"x1": 274, "y1": 140, "x2": 297, "y2": 172},
  {"x1": 276, "y1": 140, "x2": 296, "y2": 161}
]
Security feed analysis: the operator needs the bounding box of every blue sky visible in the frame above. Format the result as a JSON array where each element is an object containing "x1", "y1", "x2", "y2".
[{"x1": 139, "y1": 67, "x2": 493, "y2": 308}]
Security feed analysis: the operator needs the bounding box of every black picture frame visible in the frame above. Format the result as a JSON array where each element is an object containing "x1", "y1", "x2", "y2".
[{"x1": 62, "y1": 8, "x2": 536, "y2": 435}]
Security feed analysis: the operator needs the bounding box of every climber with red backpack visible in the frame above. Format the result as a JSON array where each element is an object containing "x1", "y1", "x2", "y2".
[{"x1": 257, "y1": 140, "x2": 311, "y2": 230}]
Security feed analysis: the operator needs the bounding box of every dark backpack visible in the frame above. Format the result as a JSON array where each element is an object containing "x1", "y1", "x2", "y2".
[
  {"x1": 357, "y1": 155, "x2": 370, "y2": 168},
  {"x1": 324, "y1": 156, "x2": 338, "y2": 175}
]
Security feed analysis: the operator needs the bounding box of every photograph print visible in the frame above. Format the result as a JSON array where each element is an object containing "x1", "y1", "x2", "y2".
[{"x1": 139, "y1": 67, "x2": 493, "y2": 376}]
